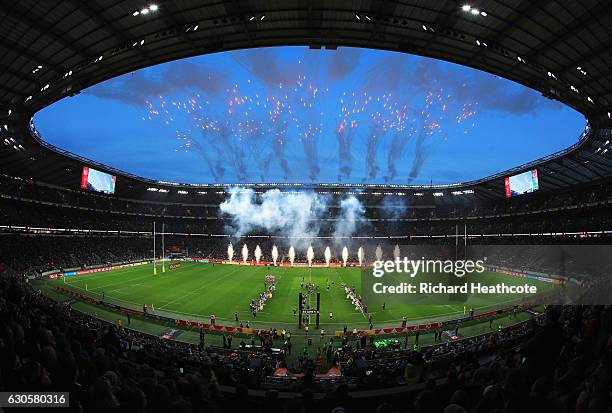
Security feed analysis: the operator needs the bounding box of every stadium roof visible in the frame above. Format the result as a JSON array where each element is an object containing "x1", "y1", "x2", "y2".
[{"x1": 0, "y1": 0, "x2": 611, "y2": 197}]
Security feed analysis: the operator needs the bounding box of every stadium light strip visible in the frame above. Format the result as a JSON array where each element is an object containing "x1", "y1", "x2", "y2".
[
  {"x1": 1, "y1": 226, "x2": 609, "y2": 239},
  {"x1": 133, "y1": 4, "x2": 158, "y2": 16},
  {"x1": 461, "y1": 5, "x2": 487, "y2": 16}
]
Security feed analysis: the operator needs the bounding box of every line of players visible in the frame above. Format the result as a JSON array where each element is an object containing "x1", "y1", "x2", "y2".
[
  {"x1": 249, "y1": 281, "x2": 276, "y2": 317},
  {"x1": 291, "y1": 277, "x2": 328, "y2": 325},
  {"x1": 299, "y1": 276, "x2": 336, "y2": 293},
  {"x1": 293, "y1": 278, "x2": 370, "y2": 325},
  {"x1": 297, "y1": 278, "x2": 318, "y2": 325},
  {"x1": 343, "y1": 283, "x2": 367, "y2": 315}
]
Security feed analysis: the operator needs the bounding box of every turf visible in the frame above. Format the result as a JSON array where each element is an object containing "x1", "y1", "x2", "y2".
[{"x1": 51, "y1": 261, "x2": 554, "y2": 330}]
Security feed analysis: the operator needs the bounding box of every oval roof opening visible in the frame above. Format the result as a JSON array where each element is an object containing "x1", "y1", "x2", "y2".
[{"x1": 34, "y1": 46, "x2": 585, "y2": 185}]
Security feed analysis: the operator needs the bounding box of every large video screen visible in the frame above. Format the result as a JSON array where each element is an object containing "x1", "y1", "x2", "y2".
[
  {"x1": 504, "y1": 169, "x2": 539, "y2": 198},
  {"x1": 80, "y1": 166, "x2": 116, "y2": 194}
]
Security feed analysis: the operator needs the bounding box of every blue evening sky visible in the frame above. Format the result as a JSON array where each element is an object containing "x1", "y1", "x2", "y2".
[{"x1": 34, "y1": 46, "x2": 586, "y2": 185}]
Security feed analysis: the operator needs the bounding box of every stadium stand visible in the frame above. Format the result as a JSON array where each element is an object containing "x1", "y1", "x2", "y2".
[
  {"x1": 0, "y1": 2, "x2": 611, "y2": 412},
  {"x1": 1, "y1": 264, "x2": 611, "y2": 412},
  {"x1": 1, "y1": 173, "x2": 610, "y2": 238}
]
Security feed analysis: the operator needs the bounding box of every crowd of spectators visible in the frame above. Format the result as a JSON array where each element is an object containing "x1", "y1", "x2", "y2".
[
  {"x1": 1, "y1": 259, "x2": 611, "y2": 412},
  {"x1": 1, "y1": 173, "x2": 611, "y2": 411},
  {"x1": 1, "y1": 173, "x2": 610, "y2": 238},
  {"x1": 0, "y1": 265, "x2": 288, "y2": 412},
  {"x1": 0, "y1": 232, "x2": 609, "y2": 282},
  {"x1": 0, "y1": 236, "x2": 152, "y2": 277}
]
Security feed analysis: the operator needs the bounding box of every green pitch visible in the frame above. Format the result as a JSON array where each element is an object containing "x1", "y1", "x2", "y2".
[{"x1": 51, "y1": 262, "x2": 555, "y2": 330}]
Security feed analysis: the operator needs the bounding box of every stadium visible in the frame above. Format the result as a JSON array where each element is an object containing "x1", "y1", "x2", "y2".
[{"x1": 0, "y1": 1, "x2": 611, "y2": 412}]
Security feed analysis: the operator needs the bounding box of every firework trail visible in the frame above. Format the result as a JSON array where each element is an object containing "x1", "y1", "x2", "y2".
[
  {"x1": 381, "y1": 102, "x2": 412, "y2": 182},
  {"x1": 335, "y1": 90, "x2": 373, "y2": 179},
  {"x1": 266, "y1": 93, "x2": 292, "y2": 179},
  {"x1": 335, "y1": 119, "x2": 353, "y2": 179},
  {"x1": 140, "y1": 51, "x2": 481, "y2": 184},
  {"x1": 364, "y1": 122, "x2": 384, "y2": 180},
  {"x1": 292, "y1": 73, "x2": 327, "y2": 181},
  {"x1": 363, "y1": 93, "x2": 400, "y2": 180}
]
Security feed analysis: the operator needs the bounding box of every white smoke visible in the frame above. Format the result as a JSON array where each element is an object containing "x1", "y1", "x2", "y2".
[
  {"x1": 255, "y1": 245, "x2": 262, "y2": 264},
  {"x1": 227, "y1": 243, "x2": 234, "y2": 262},
  {"x1": 333, "y1": 195, "x2": 366, "y2": 241},
  {"x1": 375, "y1": 244, "x2": 383, "y2": 261},
  {"x1": 307, "y1": 245, "x2": 314, "y2": 267},
  {"x1": 219, "y1": 188, "x2": 367, "y2": 244},
  {"x1": 380, "y1": 196, "x2": 407, "y2": 219},
  {"x1": 272, "y1": 245, "x2": 279, "y2": 265},
  {"x1": 289, "y1": 246, "x2": 295, "y2": 266},
  {"x1": 219, "y1": 188, "x2": 327, "y2": 244},
  {"x1": 324, "y1": 246, "x2": 332, "y2": 266},
  {"x1": 342, "y1": 246, "x2": 349, "y2": 266},
  {"x1": 242, "y1": 243, "x2": 249, "y2": 264}
]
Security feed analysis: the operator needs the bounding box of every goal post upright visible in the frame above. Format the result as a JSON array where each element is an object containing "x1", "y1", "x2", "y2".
[
  {"x1": 298, "y1": 292, "x2": 303, "y2": 329},
  {"x1": 464, "y1": 223, "x2": 468, "y2": 260},
  {"x1": 153, "y1": 221, "x2": 157, "y2": 275},
  {"x1": 162, "y1": 222, "x2": 166, "y2": 273},
  {"x1": 316, "y1": 292, "x2": 320, "y2": 328},
  {"x1": 455, "y1": 224, "x2": 459, "y2": 261}
]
